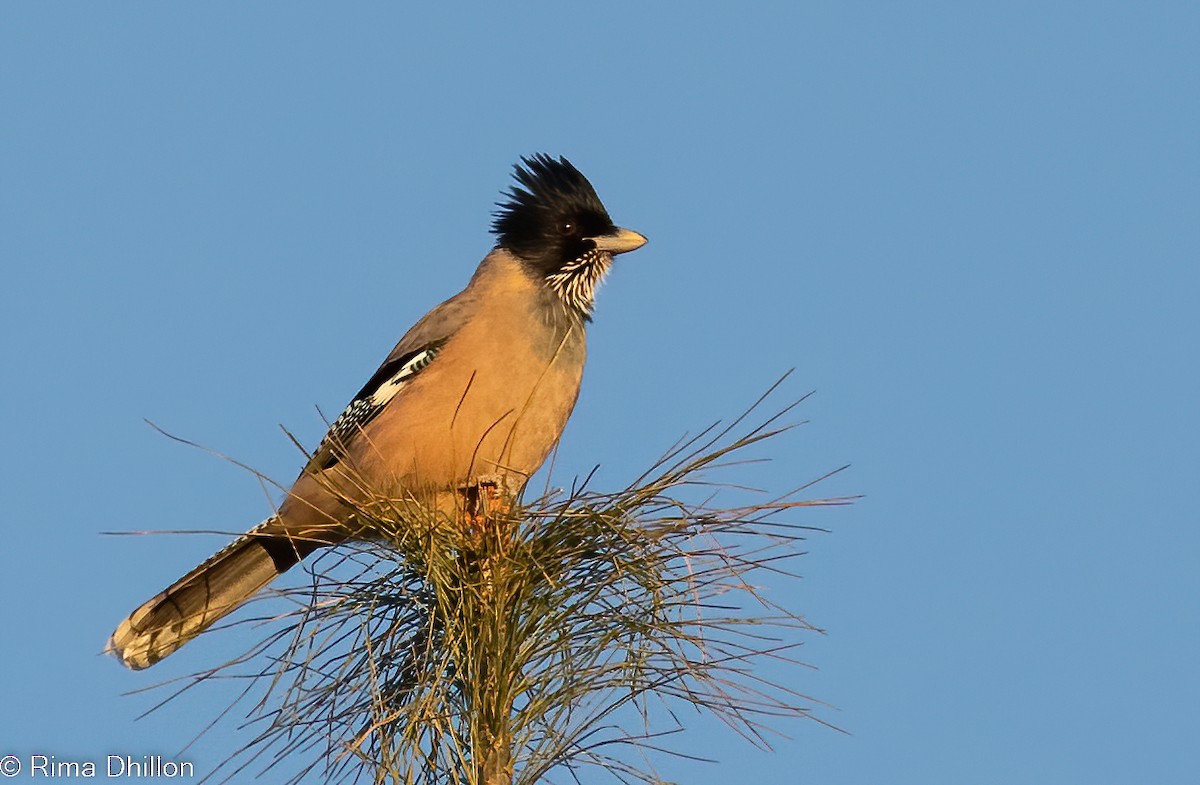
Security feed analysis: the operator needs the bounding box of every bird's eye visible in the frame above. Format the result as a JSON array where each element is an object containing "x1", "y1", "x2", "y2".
[{"x1": 558, "y1": 221, "x2": 575, "y2": 235}]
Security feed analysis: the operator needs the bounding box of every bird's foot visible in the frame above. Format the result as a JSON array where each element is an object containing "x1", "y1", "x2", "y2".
[{"x1": 461, "y1": 475, "x2": 516, "y2": 536}]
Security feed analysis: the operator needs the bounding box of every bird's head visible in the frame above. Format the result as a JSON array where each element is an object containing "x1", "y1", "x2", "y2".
[{"x1": 493, "y1": 154, "x2": 646, "y2": 317}]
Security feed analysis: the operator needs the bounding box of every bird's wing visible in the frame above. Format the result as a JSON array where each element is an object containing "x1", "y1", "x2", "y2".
[
  {"x1": 306, "y1": 290, "x2": 479, "y2": 471},
  {"x1": 308, "y1": 341, "x2": 445, "y2": 470}
]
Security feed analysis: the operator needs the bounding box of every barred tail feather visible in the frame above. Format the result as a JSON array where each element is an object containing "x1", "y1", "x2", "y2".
[{"x1": 107, "y1": 519, "x2": 319, "y2": 670}]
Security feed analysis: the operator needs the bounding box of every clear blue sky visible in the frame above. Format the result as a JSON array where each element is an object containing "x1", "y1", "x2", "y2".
[{"x1": 2, "y1": 3, "x2": 1196, "y2": 783}]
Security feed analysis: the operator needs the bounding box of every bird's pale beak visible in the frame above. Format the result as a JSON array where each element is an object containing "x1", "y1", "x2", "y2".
[{"x1": 590, "y1": 227, "x2": 648, "y2": 255}]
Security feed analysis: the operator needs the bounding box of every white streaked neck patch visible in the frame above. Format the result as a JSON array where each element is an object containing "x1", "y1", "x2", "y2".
[{"x1": 545, "y1": 250, "x2": 613, "y2": 317}]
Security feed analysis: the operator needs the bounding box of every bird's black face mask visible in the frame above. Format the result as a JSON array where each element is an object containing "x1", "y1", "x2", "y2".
[{"x1": 492, "y1": 154, "x2": 617, "y2": 280}]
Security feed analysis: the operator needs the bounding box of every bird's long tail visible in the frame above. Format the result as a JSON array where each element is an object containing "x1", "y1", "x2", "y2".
[{"x1": 107, "y1": 519, "x2": 321, "y2": 670}]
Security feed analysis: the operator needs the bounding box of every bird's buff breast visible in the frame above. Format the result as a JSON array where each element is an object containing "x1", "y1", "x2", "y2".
[{"x1": 355, "y1": 301, "x2": 585, "y2": 500}]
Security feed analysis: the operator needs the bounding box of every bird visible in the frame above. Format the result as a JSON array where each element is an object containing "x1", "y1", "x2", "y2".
[{"x1": 108, "y1": 154, "x2": 647, "y2": 669}]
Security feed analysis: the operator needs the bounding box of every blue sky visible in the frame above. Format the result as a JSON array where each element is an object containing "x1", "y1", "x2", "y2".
[{"x1": 2, "y1": 2, "x2": 1197, "y2": 783}]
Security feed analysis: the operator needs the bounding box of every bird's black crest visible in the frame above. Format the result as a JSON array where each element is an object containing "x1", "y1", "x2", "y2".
[{"x1": 492, "y1": 155, "x2": 616, "y2": 275}]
